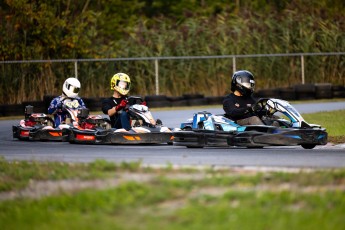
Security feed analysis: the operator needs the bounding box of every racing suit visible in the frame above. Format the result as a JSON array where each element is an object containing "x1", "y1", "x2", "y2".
[
  {"x1": 102, "y1": 96, "x2": 131, "y2": 130},
  {"x1": 223, "y1": 93, "x2": 264, "y2": 125},
  {"x1": 48, "y1": 95, "x2": 86, "y2": 127}
]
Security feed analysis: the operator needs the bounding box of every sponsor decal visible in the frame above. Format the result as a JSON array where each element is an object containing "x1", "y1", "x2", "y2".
[
  {"x1": 123, "y1": 135, "x2": 141, "y2": 141},
  {"x1": 76, "y1": 134, "x2": 95, "y2": 141},
  {"x1": 20, "y1": 130, "x2": 29, "y2": 137},
  {"x1": 49, "y1": 132, "x2": 62, "y2": 137}
]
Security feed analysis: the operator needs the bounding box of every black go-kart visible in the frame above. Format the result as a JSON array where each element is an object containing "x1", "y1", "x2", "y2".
[
  {"x1": 173, "y1": 98, "x2": 328, "y2": 149},
  {"x1": 12, "y1": 98, "x2": 84, "y2": 141},
  {"x1": 63, "y1": 96, "x2": 173, "y2": 145}
]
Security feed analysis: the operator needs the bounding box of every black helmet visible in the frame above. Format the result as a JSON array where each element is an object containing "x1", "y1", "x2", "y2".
[{"x1": 231, "y1": 70, "x2": 255, "y2": 96}]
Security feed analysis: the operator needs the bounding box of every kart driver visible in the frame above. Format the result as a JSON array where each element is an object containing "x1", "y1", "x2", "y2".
[
  {"x1": 48, "y1": 77, "x2": 86, "y2": 127},
  {"x1": 102, "y1": 73, "x2": 131, "y2": 130},
  {"x1": 223, "y1": 70, "x2": 265, "y2": 125}
]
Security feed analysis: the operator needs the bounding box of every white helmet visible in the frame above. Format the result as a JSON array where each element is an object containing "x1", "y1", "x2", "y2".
[{"x1": 62, "y1": 77, "x2": 81, "y2": 98}]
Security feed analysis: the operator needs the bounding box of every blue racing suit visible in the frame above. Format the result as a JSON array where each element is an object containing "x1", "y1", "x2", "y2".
[{"x1": 48, "y1": 95, "x2": 86, "y2": 127}]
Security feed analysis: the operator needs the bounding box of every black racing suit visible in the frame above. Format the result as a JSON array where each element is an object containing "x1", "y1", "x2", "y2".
[{"x1": 223, "y1": 93, "x2": 264, "y2": 125}]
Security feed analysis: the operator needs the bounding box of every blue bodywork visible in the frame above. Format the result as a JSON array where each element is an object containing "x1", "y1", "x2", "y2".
[{"x1": 180, "y1": 111, "x2": 246, "y2": 132}]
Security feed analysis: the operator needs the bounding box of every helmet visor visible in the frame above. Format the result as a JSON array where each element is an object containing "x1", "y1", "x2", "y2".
[
  {"x1": 236, "y1": 76, "x2": 255, "y2": 89},
  {"x1": 67, "y1": 84, "x2": 80, "y2": 93},
  {"x1": 117, "y1": 80, "x2": 130, "y2": 90}
]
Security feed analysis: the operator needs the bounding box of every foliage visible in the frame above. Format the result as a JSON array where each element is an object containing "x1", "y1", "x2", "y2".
[{"x1": 0, "y1": 0, "x2": 344, "y2": 103}]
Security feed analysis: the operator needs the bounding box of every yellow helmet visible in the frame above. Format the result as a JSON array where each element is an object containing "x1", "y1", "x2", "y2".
[{"x1": 110, "y1": 73, "x2": 131, "y2": 95}]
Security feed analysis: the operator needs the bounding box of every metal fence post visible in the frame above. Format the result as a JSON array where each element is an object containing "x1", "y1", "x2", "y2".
[
  {"x1": 301, "y1": 55, "x2": 305, "y2": 84},
  {"x1": 232, "y1": 56, "x2": 236, "y2": 73},
  {"x1": 74, "y1": 61, "x2": 78, "y2": 79},
  {"x1": 155, "y1": 59, "x2": 159, "y2": 95}
]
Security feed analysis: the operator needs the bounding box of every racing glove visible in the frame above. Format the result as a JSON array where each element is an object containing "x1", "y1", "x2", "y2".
[
  {"x1": 115, "y1": 100, "x2": 127, "y2": 111},
  {"x1": 141, "y1": 101, "x2": 147, "y2": 106},
  {"x1": 246, "y1": 104, "x2": 254, "y2": 113},
  {"x1": 247, "y1": 103, "x2": 261, "y2": 113}
]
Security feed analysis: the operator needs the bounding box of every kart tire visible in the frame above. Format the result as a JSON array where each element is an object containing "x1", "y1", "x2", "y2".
[
  {"x1": 246, "y1": 146, "x2": 264, "y2": 149},
  {"x1": 333, "y1": 90, "x2": 345, "y2": 98},
  {"x1": 332, "y1": 85, "x2": 345, "y2": 98},
  {"x1": 186, "y1": 145, "x2": 204, "y2": 148},
  {"x1": 256, "y1": 89, "x2": 280, "y2": 98},
  {"x1": 145, "y1": 95, "x2": 171, "y2": 108},
  {"x1": 301, "y1": 144, "x2": 316, "y2": 149},
  {"x1": 182, "y1": 94, "x2": 204, "y2": 99},
  {"x1": 169, "y1": 97, "x2": 188, "y2": 107},
  {"x1": 294, "y1": 84, "x2": 316, "y2": 100},
  {"x1": 144, "y1": 95, "x2": 168, "y2": 101},
  {"x1": 315, "y1": 83, "x2": 332, "y2": 99},
  {"x1": 187, "y1": 98, "x2": 208, "y2": 106},
  {"x1": 279, "y1": 87, "x2": 296, "y2": 100},
  {"x1": 206, "y1": 96, "x2": 224, "y2": 105}
]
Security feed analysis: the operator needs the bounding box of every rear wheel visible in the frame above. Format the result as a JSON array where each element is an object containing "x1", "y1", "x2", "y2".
[{"x1": 301, "y1": 144, "x2": 316, "y2": 149}]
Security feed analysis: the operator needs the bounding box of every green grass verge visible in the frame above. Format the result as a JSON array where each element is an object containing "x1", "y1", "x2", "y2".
[
  {"x1": 302, "y1": 110, "x2": 345, "y2": 144},
  {"x1": 0, "y1": 158, "x2": 345, "y2": 230}
]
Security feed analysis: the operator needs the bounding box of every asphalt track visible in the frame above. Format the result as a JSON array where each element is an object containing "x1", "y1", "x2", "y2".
[{"x1": 1, "y1": 101, "x2": 345, "y2": 169}]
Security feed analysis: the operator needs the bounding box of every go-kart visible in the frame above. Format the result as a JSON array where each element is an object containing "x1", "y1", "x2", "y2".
[
  {"x1": 12, "y1": 98, "x2": 85, "y2": 141},
  {"x1": 173, "y1": 98, "x2": 328, "y2": 149},
  {"x1": 63, "y1": 96, "x2": 173, "y2": 144}
]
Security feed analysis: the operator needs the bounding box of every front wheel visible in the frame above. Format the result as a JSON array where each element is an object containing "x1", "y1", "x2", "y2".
[{"x1": 301, "y1": 144, "x2": 316, "y2": 149}]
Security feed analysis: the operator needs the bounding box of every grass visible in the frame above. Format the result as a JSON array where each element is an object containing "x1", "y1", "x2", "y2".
[
  {"x1": 0, "y1": 158, "x2": 345, "y2": 229},
  {"x1": 302, "y1": 109, "x2": 345, "y2": 144}
]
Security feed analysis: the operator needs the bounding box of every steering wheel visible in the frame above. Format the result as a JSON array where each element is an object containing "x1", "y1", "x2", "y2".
[{"x1": 252, "y1": 98, "x2": 276, "y2": 117}]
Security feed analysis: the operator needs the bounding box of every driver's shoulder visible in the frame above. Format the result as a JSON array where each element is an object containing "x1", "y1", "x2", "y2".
[
  {"x1": 51, "y1": 96, "x2": 63, "y2": 103},
  {"x1": 223, "y1": 93, "x2": 236, "y2": 102}
]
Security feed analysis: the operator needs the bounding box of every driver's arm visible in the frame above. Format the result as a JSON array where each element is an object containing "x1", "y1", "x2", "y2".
[
  {"x1": 78, "y1": 98, "x2": 87, "y2": 109},
  {"x1": 107, "y1": 107, "x2": 117, "y2": 116},
  {"x1": 102, "y1": 100, "x2": 114, "y2": 116},
  {"x1": 47, "y1": 97, "x2": 61, "y2": 115},
  {"x1": 223, "y1": 98, "x2": 250, "y2": 120},
  {"x1": 102, "y1": 98, "x2": 117, "y2": 117}
]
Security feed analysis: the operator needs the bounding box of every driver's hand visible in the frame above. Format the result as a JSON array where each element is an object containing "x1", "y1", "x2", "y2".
[
  {"x1": 246, "y1": 104, "x2": 254, "y2": 113},
  {"x1": 247, "y1": 103, "x2": 261, "y2": 113},
  {"x1": 252, "y1": 103, "x2": 262, "y2": 112},
  {"x1": 57, "y1": 102, "x2": 63, "y2": 109},
  {"x1": 115, "y1": 99, "x2": 128, "y2": 111},
  {"x1": 56, "y1": 102, "x2": 64, "y2": 112}
]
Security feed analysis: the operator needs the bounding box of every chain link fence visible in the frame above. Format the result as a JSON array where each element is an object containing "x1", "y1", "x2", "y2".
[{"x1": 1, "y1": 52, "x2": 344, "y2": 105}]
